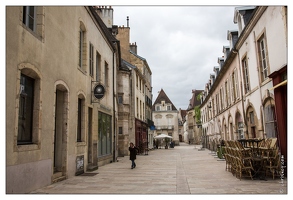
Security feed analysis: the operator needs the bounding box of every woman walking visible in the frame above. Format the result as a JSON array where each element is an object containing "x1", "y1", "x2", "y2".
[{"x1": 129, "y1": 142, "x2": 138, "y2": 169}]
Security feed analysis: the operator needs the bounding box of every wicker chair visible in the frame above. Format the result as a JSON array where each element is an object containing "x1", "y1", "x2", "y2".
[{"x1": 265, "y1": 148, "x2": 281, "y2": 180}]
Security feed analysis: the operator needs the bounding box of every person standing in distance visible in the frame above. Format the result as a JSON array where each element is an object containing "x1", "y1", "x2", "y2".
[{"x1": 129, "y1": 142, "x2": 138, "y2": 169}]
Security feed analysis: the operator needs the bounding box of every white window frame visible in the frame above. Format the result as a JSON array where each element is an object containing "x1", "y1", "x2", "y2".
[
  {"x1": 258, "y1": 36, "x2": 269, "y2": 81},
  {"x1": 23, "y1": 6, "x2": 36, "y2": 32}
]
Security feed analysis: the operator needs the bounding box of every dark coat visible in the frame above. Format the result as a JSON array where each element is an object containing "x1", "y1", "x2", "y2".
[{"x1": 129, "y1": 146, "x2": 138, "y2": 160}]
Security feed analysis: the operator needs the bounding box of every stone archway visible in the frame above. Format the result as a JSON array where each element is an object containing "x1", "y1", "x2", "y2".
[{"x1": 53, "y1": 81, "x2": 69, "y2": 181}]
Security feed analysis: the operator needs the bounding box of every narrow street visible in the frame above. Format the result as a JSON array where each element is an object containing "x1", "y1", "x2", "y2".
[{"x1": 31, "y1": 143, "x2": 287, "y2": 194}]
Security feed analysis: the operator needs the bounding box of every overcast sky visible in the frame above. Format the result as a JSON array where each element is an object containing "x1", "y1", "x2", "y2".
[{"x1": 112, "y1": 5, "x2": 238, "y2": 110}]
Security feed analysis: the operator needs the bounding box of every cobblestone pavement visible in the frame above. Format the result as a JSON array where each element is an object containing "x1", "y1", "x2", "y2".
[{"x1": 31, "y1": 143, "x2": 287, "y2": 194}]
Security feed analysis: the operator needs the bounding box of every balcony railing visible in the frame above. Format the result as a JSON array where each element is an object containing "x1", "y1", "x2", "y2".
[{"x1": 155, "y1": 125, "x2": 174, "y2": 130}]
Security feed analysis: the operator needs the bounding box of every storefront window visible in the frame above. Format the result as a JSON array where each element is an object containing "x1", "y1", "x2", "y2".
[{"x1": 98, "y1": 112, "x2": 112, "y2": 156}]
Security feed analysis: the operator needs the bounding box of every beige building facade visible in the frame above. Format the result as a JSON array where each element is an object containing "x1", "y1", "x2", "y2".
[
  {"x1": 200, "y1": 6, "x2": 287, "y2": 158},
  {"x1": 6, "y1": 6, "x2": 120, "y2": 193},
  {"x1": 115, "y1": 20, "x2": 153, "y2": 155},
  {"x1": 152, "y1": 89, "x2": 179, "y2": 146},
  {"x1": 186, "y1": 89, "x2": 203, "y2": 144}
]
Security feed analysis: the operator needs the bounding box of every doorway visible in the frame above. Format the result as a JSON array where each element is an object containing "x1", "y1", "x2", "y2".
[
  {"x1": 53, "y1": 88, "x2": 68, "y2": 177},
  {"x1": 87, "y1": 107, "x2": 93, "y2": 166}
]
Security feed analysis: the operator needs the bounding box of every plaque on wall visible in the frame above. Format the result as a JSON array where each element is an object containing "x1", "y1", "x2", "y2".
[{"x1": 75, "y1": 155, "x2": 84, "y2": 176}]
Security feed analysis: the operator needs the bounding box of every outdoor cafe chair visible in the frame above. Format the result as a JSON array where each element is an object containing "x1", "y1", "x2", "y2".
[
  {"x1": 259, "y1": 138, "x2": 273, "y2": 158},
  {"x1": 226, "y1": 141, "x2": 238, "y2": 176},
  {"x1": 234, "y1": 142, "x2": 254, "y2": 180},
  {"x1": 265, "y1": 148, "x2": 281, "y2": 180},
  {"x1": 235, "y1": 140, "x2": 253, "y2": 157}
]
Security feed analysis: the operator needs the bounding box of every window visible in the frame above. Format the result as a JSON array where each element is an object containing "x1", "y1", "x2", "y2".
[
  {"x1": 118, "y1": 95, "x2": 123, "y2": 104},
  {"x1": 96, "y1": 51, "x2": 101, "y2": 81},
  {"x1": 136, "y1": 98, "x2": 139, "y2": 118},
  {"x1": 98, "y1": 112, "x2": 112, "y2": 156},
  {"x1": 168, "y1": 117, "x2": 172, "y2": 126},
  {"x1": 142, "y1": 102, "x2": 145, "y2": 120},
  {"x1": 220, "y1": 88, "x2": 223, "y2": 111},
  {"x1": 242, "y1": 56, "x2": 250, "y2": 93},
  {"x1": 18, "y1": 74, "x2": 34, "y2": 144},
  {"x1": 156, "y1": 105, "x2": 161, "y2": 111},
  {"x1": 238, "y1": 122, "x2": 244, "y2": 139},
  {"x1": 234, "y1": 69, "x2": 239, "y2": 99},
  {"x1": 79, "y1": 28, "x2": 85, "y2": 68},
  {"x1": 231, "y1": 72, "x2": 236, "y2": 102},
  {"x1": 119, "y1": 127, "x2": 123, "y2": 134},
  {"x1": 77, "y1": 98, "x2": 83, "y2": 142},
  {"x1": 225, "y1": 81, "x2": 229, "y2": 107},
  {"x1": 264, "y1": 104, "x2": 277, "y2": 138},
  {"x1": 258, "y1": 35, "x2": 269, "y2": 82},
  {"x1": 215, "y1": 94, "x2": 219, "y2": 114},
  {"x1": 104, "y1": 62, "x2": 109, "y2": 87},
  {"x1": 212, "y1": 98, "x2": 215, "y2": 117},
  {"x1": 249, "y1": 111, "x2": 255, "y2": 125},
  {"x1": 167, "y1": 105, "x2": 171, "y2": 111},
  {"x1": 89, "y1": 43, "x2": 94, "y2": 76},
  {"x1": 21, "y1": 6, "x2": 45, "y2": 40},
  {"x1": 140, "y1": 100, "x2": 142, "y2": 119},
  {"x1": 23, "y1": 6, "x2": 36, "y2": 31}
]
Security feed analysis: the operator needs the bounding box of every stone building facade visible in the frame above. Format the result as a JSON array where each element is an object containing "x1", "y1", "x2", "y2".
[
  {"x1": 114, "y1": 19, "x2": 153, "y2": 155},
  {"x1": 152, "y1": 89, "x2": 179, "y2": 146},
  {"x1": 6, "y1": 6, "x2": 120, "y2": 193},
  {"x1": 200, "y1": 6, "x2": 287, "y2": 162},
  {"x1": 186, "y1": 89, "x2": 204, "y2": 144},
  {"x1": 178, "y1": 108, "x2": 187, "y2": 142}
]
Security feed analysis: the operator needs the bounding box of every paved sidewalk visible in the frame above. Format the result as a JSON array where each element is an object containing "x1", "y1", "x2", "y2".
[{"x1": 31, "y1": 143, "x2": 287, "y2": 194}]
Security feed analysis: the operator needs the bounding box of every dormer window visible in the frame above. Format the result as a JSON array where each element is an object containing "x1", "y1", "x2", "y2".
[{"x1": 156, "y1": 105, "x2": 161, "y2": 111}]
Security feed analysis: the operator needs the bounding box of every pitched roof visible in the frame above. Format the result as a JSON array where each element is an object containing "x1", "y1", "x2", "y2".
[
  {"x1": 152, "y1": 89, "x2": 177, "y2": 111},
  {"x1": 187, "y1": 89, "x2": 203, "y2": 111},
  {"x1": 121, "y1": 59, "x2": 135, "y2": 71},
  {"x1": 130, "y1": 50, "x2": 146, "y2": 61},
  {"x1": 180, "y1": 109, "x2": 187, "y2": 118}
]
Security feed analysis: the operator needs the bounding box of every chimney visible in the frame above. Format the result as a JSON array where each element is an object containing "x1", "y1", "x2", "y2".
[
  {"x1": 130, "y1": 42, "x2": 137, "y2": 54},
  {"x1": 94, "y1": 5, "x2": 113, "y2": 28}
]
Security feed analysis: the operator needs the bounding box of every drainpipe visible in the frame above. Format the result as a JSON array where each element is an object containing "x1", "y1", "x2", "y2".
[{"x1": 112, "y1": 47, "x2": 116, "y2": 162}]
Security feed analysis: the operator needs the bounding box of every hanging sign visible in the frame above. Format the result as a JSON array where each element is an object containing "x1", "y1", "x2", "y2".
[{"x1": 93, "y1": 84, "x2": 105, "y2": 99}]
